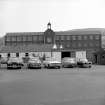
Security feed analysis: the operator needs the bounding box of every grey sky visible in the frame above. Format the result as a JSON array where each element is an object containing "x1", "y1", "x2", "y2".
[{"x1": 0, "y1": 0, "x2": 105, "y2": 36}]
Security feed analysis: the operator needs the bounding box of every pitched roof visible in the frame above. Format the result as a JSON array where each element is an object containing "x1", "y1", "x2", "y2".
[
  {"x1": 6, "y1": 32, "x2": 44, "y2": 36},
  {"x1": 0, "y1": 44, "x2": 53, "y2": 53},
  {"x1": 5, "y1": 28, "x2": 105, "y2": 37},
  {"x1": 55, "y1": 28, "x2": 103, "y2": 35}
]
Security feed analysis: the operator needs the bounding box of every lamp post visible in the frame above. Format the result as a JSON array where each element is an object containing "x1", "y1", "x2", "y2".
[
  {"x1": 51, "y1": 34, "x2": 63, "y2": 58},
  {"x1": 60, "y1": 44, "x2": 63, "y2": 49},
  {"x1": 51, "y1": 44, "x2": 63, "y2": 58},
  {"x1": 51, "y1": 43, "x2": 57, "y2": 57},
  {"x1": 53, "y1": 44, "x2": 57, "y2": 49}
]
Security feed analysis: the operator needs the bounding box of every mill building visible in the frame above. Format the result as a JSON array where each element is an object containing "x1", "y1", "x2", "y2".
[{"x1": 0, "y1": 22, "x2": 104, "y2": 64}]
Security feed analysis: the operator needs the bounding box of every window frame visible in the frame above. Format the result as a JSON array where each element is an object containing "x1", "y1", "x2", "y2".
[
  {"x1": 78, "y1": 43, "x2": 82, "y2": 47},
  {"x1": 11, "y1": 36, "x2": 17, "y2": 41},
  {"x1": 33, "y1": 36, "x2": 37, "y2": 41},
  {"x1": 66, "y1": 43, "x2": 70, "y2": 48},
  {"x1": 89, "y1": 43, "x2": 93, "y2": 47},
  {"x1": 89, "y1": 35, "x2": 94, "y2": 40},
  {"x1": 16, "y1": 53, "x2": 19, "y2": 57},
  {"x1": 6, "y1": 36, "x2": 11, "y2": 41},
  {"x1": 72, "y1": 36, "x2": 76, "y2": 40},
  {"x1": 84, "y1": 43, "x2": 87, "y2": 47},
  {"x1": 17, "y1": 36, "x2": 22, "y2": 41},
  {"x1": 78, "y1": 36, "x2": 82, "y2": 40},
  {"x1": 66, "y1": 36, "x2": 70, "y2": 40},
  {"x1": 95, "y1": 35, "x2": 100, "y2": 40},
  {"x1": 27, "y1": 36, "x2": 33, "y2": 41},
  {"x1": 60, "y1": 35, "x2": 65, "y2": 40},
  {"x1": 83, "y1": 35, "x2": 88, "y2": 40},
  {"x1": 22, "y1": 36, "x2": 27, "y2": 41},
  {"x1": 56, "y1": 36, "x2": 60, "y2": 40},
  {"x1": 38, "y1": 36, "x2": 44, "y2": 41}
]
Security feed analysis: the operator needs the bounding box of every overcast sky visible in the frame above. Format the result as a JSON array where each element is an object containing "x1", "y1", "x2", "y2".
[{"x1": 0, "y1": 0, "x2": 105, "y2": 36}]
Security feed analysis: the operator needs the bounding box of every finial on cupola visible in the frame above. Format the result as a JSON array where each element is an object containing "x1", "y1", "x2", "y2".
[{"x1": 47, "y1": 21, "x2": 51, "y2": 29}]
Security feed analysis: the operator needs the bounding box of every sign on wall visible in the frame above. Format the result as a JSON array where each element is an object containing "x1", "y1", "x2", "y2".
[{"x1": 76, "y1": 51, "x2": 86, "y2": 60}]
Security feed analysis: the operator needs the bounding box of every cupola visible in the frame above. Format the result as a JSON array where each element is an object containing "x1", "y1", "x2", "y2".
[{"x1": 47, "y1": 22, "x2": 51, "y2": 29}]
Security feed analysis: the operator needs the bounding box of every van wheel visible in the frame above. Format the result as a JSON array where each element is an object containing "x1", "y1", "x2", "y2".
[
  {"x1": 89, "y1": 66, "x2": 91, "y2": 68},
  {"x1": 28, "y1": 66, "x2": 30, "y2": 69},
  {"x1": 57, "y1": 66, "x2": 60, "y2": 69},
  {"x1": 47, "y1": 64, "x2": 50, "y2": 69},
  {"x1": 62, "y1": 65, "x2": 64, "y2": 68}
]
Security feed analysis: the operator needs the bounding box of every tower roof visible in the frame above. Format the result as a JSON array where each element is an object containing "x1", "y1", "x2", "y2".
[{"x1": 47, "y1": 22, "x2": 51, "y2": 26}]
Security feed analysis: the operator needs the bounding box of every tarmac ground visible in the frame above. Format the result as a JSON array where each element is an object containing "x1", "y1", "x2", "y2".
[{"x1": 0, "y1": 65, "x2": 105, "y2": 105}]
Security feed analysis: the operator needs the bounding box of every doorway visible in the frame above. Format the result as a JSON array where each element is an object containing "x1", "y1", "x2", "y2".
[
  {"x1": 94, "y1": 54, "x2": 97, "y2": 64},
  {"x1": 61, "y1": 51, "x2": 71, "y2": 58}
]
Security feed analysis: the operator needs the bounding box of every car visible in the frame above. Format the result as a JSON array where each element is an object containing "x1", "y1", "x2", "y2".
[
  {"x1": 7, "y1": 57, "x2": 24, "y2": 69},
  {"x1": 77, "y1": 58, "x2": 92, "y2": 68},
  {"x1": 43, "y1": 59, "x2": 61, "y2": 69},
  {"x1": 62, "y1": 57, "x2": 77, "y2": 68},
  {"x1": 0, "y1": 57, "x2": 8, "y2": 64},
  {"x1": 27, "y1": 57, "x2": 42, "y2": 69}
]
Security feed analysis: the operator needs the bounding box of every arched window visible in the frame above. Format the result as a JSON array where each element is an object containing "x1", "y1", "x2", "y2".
[{"x1": 8, "y1": 53, "x2": 10, "y2": 57}]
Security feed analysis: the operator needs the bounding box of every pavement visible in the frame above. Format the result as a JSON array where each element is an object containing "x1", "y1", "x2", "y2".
[{"x1": 0, "y1": 65, "x2": 105, "y2": 105}]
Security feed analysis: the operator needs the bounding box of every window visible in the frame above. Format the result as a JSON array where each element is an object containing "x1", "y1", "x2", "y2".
[
  {"x1": 16, "y1": 53, "x2": 19, "y2": 57},
  {"x1": 25, "y1": 53, "x2": 29, "y2": 57},
  {"x1": 66, "y1": 43, "x2": 70, "y2": 47},
  {"x1": 8, "y1": 53, "x2": 10, "y2": 57},
  {"x1": 89, "y1": 43, "x2": 93, "y2": 47},
  {"x1": 23, "y1": 36, "x2": 27, "y2": 41},
  {"x1": 84, "y1": 36, "x2": 87, "y2": 40},
  {"x1": 61, "y1": 36, "x2": 65, "y2": 40},
  {"x1": 12, "y1": 42, "x2": 17, "y2": 46},
  {"x1": 72, "y1": 36, "x2": 76, "y2": 40},
  {"x1": 11, "y1": 36, "x2": 16, "y2": 41},
  {"x1": 95, "y1": 35, "x2": 100, "y2": 40},
  {"x1": 46, "y1": 37, "x2": 52, "y2": 43},
  {"x1": 66, "y1": 36, "x2": 70, "y2": 40},
  {"x1": 33, "y1": 36, "x2": 37, "y2": 41},
  {"x1": 17, "y1": 36, "x2": 22, "y2": 41},
  {"x1": 38, "y1": 36, "x2": 43, "y2": 41},
  {"x1": 27, "y1": 36, "x2": 32, "y2": 41},
  {"x1": 84, "y1": 43, "x2": 87, "y2": 47},
  {"x1": 56, "y1": 36, "x2": 60, "y2": 40},
  {"x1": 78, "y1": 36, "x2": 82, "y2": 40},
  {"x1": 72, "y1": 43, "x2": 76, "y2": 47},
  {"x1": 6, "y1": 36, "x2": 11, "y2": 41},
  {"x1": 95, "y1": 42, "x2": 100, "y2": 47},
  {"x1": 78, "y1": 43, "x2": 82, "y2": 47},
  {"x1": 89, "y1": 35, "x2": 93, "y2": 40}
]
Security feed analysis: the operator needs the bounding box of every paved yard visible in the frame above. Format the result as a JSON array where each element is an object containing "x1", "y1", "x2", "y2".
[{"x1": 0, "y1": 65, "x2": 105, "y2": 105}]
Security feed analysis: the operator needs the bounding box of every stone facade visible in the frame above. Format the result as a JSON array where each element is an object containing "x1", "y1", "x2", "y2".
[{"x1": 0, "y1": 23, "x2": 103, "y2": 63}]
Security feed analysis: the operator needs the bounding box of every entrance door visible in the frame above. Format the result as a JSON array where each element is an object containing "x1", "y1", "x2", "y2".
[
  {"x1": 61, "y1": 51, "x2": 71, "y2": 58},
  {"x1": 94, "y1": 54, "x2": 97, "y2": 64}
]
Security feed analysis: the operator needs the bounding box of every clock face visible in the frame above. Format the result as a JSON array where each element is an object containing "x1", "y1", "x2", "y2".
[{"x1": 47, "y1": 37, "x2": 52, "y2": 43}]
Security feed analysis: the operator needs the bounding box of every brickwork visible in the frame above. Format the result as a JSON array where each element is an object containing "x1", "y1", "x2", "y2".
[{"x1": 2, "y1": 23, "x2": 103, "y2": 64}]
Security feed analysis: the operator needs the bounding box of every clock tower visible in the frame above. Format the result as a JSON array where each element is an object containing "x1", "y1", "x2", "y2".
[{"x1": 44, "y1": 22, "x2": 55, "y2": 44}]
